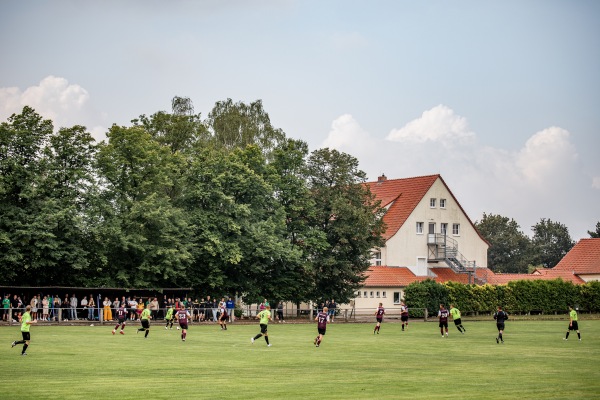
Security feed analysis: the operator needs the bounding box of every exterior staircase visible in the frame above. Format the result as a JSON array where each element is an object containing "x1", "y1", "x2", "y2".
[{"x1": 427, "y1": 234, "x2": 484, "y2": 284}]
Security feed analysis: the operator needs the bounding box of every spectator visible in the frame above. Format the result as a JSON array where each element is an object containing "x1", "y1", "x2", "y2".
[
  {"x1": 53, "y1": 296, "x2": 61, "y2": 321},
  {"x1": 81, "y1": 296, "x2": 89, "y2": 320},
  {"x1": 70, "y1": 294, "x2": 78, "y2": 320},
  {"x1": 103, "y1": 297, "x2": 112, "y2": 321},
  {"x1": 42, "y1": 296, "x2": 49, "y2": 321},
  {"x1": 113, "y1": 297, "x2": 120, "y2": 321},
  {"x1": 30, "y1": 295, "x2": 39, "y2": 321},
  {"x1": 2, "y1": 294, "x2": 10, "y2": 321},
  {"x1": 150, "y1": 297, "x2": 159, "y2": 320},
  {"x1": 277, "y1": 301, "x2": 285, "y2": 323},
  {"x1": 87, "y1": 294, "x2": 95, "y2": 320},
  {"x1": 226, "y1": 297, "x2": 235, "y2": 323}
]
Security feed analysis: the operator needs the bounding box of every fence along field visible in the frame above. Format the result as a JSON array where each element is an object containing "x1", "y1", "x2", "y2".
[{"x1": 1, "y1": 319, "x2": 598, "y2": 399}]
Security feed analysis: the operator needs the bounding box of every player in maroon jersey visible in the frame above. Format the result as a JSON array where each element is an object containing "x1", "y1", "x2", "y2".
[
  {"x1": 313, "y1": 307, "x2": 329, "y2": 347},
  {"x1": 374, "y1": 303, "x2": 385, "y2": 334},
  {"x1": 176, "y1": 305, "x2": 191, "y2": 341},
  {"x1": 438, "y1": 304, "x2": 449, "y2": 338},
  {"x1": 112, "y1": 304, "x2": 127, "y2": 335},
  {"x1": 218, "y1": 301, "x2": 228, "y2": 331},
  {"x1": 400, "y1": 302, "x2": 409, "y2": 331}
]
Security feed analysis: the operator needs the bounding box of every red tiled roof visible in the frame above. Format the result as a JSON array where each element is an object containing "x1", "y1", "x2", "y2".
[
  {"x1": 552, "y1": 238, "x2": 600, "y2": 275},
  {"x1": 365, "y1": 175, "x2": 438, "y2": 240},
  {"x1": 363, "y1": 266, "x2": 422, "y2": 287},
  {"x1": 365, "y1": 174, "x2": 488, "y2": 244},
  {"x1": 486, "y1": 270, "x2": 585, "y2": 285}
]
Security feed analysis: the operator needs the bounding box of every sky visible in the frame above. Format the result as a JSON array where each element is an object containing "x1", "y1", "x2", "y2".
[{"x1": 1, "y1": 0, "x2": 599, "y2": 240}]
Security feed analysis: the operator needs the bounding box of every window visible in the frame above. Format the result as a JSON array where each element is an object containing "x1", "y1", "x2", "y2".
[
  {"x1": 440, "y1": 198, "x2": 446, "y2": 208},
  {"x1": 376, "y1": 291, "x2": 380, "y2": 298},
  {"x1": 416, "y1": 222, "x2": 424, "y2": 234},
  {"x1": 370, "y1": 291, "x2": 374, "y2": 298},
  {"x1": 393, "y1": 292, "x2": 401, "y2": 304},
  {"x1": 441, "y1": 223, "x2": 448, "y2": 235},
  {"x1": 373, "y1": 251, "x2": 382, "y2": 266},
  {"x1": 453, "y1": 223, "x2": 460, "y2": 236},
  {"x1": 356, "y1": 291, "x2": 361, "y2": 298},
  {"x1": 430, "y1": 198, "x2": 436, "y2": 208},
  {"x1": 382, "y1": 291, "x2": 386, "y2": 298},
  {"x1": 363, "y1": 291, "x2": 368, "y2": 298}
]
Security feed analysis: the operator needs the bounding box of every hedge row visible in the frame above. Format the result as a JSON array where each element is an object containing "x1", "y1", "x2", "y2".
[{"x1": 403, "y1": 279, "x2": 600, "y2": 317}]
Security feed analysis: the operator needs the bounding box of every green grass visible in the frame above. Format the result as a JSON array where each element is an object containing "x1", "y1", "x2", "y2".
[{"x1": 1, "y1": 320, "x2": 599, "y2": 399}]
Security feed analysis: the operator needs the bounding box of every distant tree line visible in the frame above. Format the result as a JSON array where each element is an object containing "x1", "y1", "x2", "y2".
[
  {"x1": 404, "y1": 279, "x2": 600, "y2": 316},
  {"x1": 475, "y1": 213, "x2": 600, "y2": 274},
  {"x1": 0, "y1": 98, "x2": 386, "y2": 305}
]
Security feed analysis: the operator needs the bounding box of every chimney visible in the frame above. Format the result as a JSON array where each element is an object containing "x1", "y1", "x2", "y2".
[{"x1": 377, "y1": 173, "x2": 387, "y2": 182}]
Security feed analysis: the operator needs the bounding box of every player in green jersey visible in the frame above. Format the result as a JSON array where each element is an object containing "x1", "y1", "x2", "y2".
[
  {"x1": 11, "y1": 305, "x2": 37, "y2": 355},
  {"x1": 165, "y1": 305, "x2": 175, "y2": 329},
  {"x1": 137, "y1": 304, "x2": 151, "y2": 338},
  {"x1": 251, "y1": 305, "x2": 272, "y2": 347},
  {"x1": 449, "y1": 304, "x2": 466, "y2": 333},
  {"x1": 564, "y1": 306, "x2": 581, "y2": 341}
]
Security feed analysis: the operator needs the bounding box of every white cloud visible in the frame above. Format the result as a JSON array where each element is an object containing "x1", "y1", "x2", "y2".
[
  {"x1": 0, "y1": 76, "x2": 107, "y2": 142},
  {"x1": 386, "y1": 104, "x2": 475, "y2": 146},
  {"x1": 320, "y1": 105, "x2": 599, "y2": 240}
]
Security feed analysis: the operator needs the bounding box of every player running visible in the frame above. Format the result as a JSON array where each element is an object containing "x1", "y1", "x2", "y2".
[
  {"x1": 112, "y1": 303, "x2": 127, "y2": 335},
  {"x1": 176, "y1": 305, "x2": 191, "y2": 341},
  {"x1": 449, "y1": 304, "x2": 466, "y2": 333},
  {"x1": 251, "y1": 305, "x2": 272, "y2": 347},
  {"x1": 219, "y1": 301, "x2": 228, "y2": 330},
  {"x1": 438, "y1": 304, "x2": 449, "y2": 337},
  {"x1": 11, "y1": 305, "x2": 37, "y2": 356},
  {"x1": 374, "y1": 303, "x2": 385, "y2": 334},
  {"x1": 314, "y1": 306, "x2": 329, "y2": 347},
  {"x1": 137, "y1": 304, "x2": 151, "y2": 338},
  {"x1": 165, "y1": 305, "x2": 175, "y2": 330},
  {"x1": 493, "y1": 306, "x2": 509, "y2": 344},
  {"x1": 400, "y1": 302, "x2": 409, "y2": 331}
]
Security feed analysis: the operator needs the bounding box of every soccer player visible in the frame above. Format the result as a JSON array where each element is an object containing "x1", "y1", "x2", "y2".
[
  {"x1": 137, "y1": 304, "x2": 151, "y2": 338},
  {"x1": 374, "y1": 303, "x2": 385, "y2": 334},
  {"x1": 219, "y1": 302, "x2": 228, "y2": 330},
  {"x1": 564, "y1": 306, "x2": 581, "y2": 341},
  {"x1": 11, "y1": 305, "x2": 36, "y2": 356},
  {"x1": 400, "y1": 302, "x2": 409, "y2": 331},
  {"x1": 493, "y1": 306, "x2": 509, "y2": 344},
  {"x1": 314, "y1": 306, "x2": 328, "y2": 347},
  {"x1": 165, "y1": 305, "x2": 175, "y2": 330},
  {"x1": 438, "y1": 304, "x2": 449, "y2": 337},
  {"x1": 251, "y1": 305, "x2": 272, "y2": 347},
  {"x1": 449, "y1": 304, "x2": 466, "y2": 333},
  {"x1": 113, "y1": 303, "x2": 127, "y2": 335},
  {"x1": 176, "y1": 304, "x2": 191, "y2": 341}
]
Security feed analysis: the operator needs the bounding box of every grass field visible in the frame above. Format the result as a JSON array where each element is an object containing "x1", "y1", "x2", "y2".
[{"x1": 1, "y1": 320, "x2": 598, "y2": 399}]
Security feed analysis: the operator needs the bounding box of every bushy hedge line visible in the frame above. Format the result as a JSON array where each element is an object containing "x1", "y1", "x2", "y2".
[{"x1": 403, "y1": 279, "x2": 600, "y2": 317}]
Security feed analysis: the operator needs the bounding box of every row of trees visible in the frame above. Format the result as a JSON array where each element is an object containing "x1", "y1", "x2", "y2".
[
  {"x1": 475, "y1": 214, "x2": 600, "y2": 274},
  {"x1": 0, "y1": 98, "x2": 386, "y2": 304},
  {"x1": 404, "y1": 279, "x2": 600, "y2": 316}
]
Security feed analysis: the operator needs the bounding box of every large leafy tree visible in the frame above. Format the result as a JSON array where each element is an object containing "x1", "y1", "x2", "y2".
[
  {"x1": 0, "y1": 107, "x2": 98, "y2": 284},
  {"x1": 531, "y1": 218, "x2": 575, "y2": 269},
  {"x1": 181, "y1": 145, "x2": 298, "y2": 300},
  {"x1": 95, "y1": 124, "x2": 192, "y2": 287},
  {"x1": 475, "y1": 213, "x2": 532, "y2": 273},
  {"x1": 205, "y1": 98, "x2": 285, "y2": 158},
  {"x1": 304, "y1": 148, "x2": 386, "y2": 303}
]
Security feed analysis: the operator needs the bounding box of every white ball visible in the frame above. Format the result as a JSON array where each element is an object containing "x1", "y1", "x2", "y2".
[{"x1": 177, "y1": 326, "x2": 180, "y2": 330}]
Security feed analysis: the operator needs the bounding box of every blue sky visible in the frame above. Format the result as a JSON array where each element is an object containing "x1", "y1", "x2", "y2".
[{"x1": 1, "y1": 0, "x2": 599, "y2": 240}]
